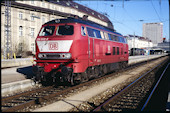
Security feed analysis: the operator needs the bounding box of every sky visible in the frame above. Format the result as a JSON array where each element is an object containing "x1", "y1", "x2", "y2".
[{"x1": 75, "y1": 0, "x2": 169, "y2": 41}]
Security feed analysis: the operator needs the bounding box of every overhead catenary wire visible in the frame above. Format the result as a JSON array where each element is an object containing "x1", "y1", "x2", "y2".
[
  {"x1": 151, "y1": 0, "x2": 168, "y2": 38},
  {"x1": 151, "y1": 0, "x2": 162, "y2": 22},
  {"x1": 109, "y1": 16, "x2": 141, "y2": 35}
]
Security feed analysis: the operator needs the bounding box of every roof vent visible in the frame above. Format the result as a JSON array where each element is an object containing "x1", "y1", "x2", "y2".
[
  {"x1": 74, "y1": 5, "x2": 78, "y2": 8},
  {"x1": 85, "y1": 8, "x2": 89, "y2": 11},
  {"x1": 98, "y1": 15, "x2": 101, "y2": 18},
  {"x1": 83, "y1": 15, "x2": 88, "y2": 20},
  {"x1": 66, "y1": 2, "x2": 70, "y2": 6}
]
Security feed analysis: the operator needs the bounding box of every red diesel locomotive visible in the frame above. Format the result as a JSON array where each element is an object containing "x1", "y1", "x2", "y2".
[{"x1": 33, "y1": 17, "x2": 129, "y2": 85}]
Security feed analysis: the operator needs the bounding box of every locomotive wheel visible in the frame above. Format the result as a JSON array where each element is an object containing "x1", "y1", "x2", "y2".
[
  {"x1": 103, "y1": 64, "x2": 107, "y2": 74},
  {"x1": 70, "y1": 73, "x2": 75, "y2": 86},
  {"x1": 121, "y1": 62, "x2": 127, "y2": 69},
  {"x1": 124, "y1": 62, "x2": 128, "y2": 68},
  {"x1": 81, "y1": 71, "x2": 89, "y2": 83},
  {"x1": 70, "y1": 73, "x2": 81, "y2": 86},
  {"x1": 94, "y1": 66, "x2": 100, "y2": 78},
  {"x1": 119, "y1": 62, "x2": 123, "y2": 70},
  {"x1": 122, "y1": 62, "x2": 126, "y2": 69},
  {"x1": 99, "y1": 65, "x2": 104, "y2": 77},
  {"x1": 41, "y1": 74, "x2": 53, "y2": 86}
]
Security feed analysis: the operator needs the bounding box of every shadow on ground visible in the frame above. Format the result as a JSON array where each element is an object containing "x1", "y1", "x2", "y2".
[{"x1": 17, "y1": 66, "x2": 35, "y2": 79}]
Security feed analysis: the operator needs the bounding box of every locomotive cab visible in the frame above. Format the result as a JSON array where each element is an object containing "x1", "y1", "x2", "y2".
[{"x1": 33, "y1": 20, "x2": 89, "y2": 85}]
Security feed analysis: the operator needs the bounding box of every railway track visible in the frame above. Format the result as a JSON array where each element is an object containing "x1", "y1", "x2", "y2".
[
  {"x1": 1, "y1": 56, "x2": 168, "y2": 112},
  {"x1": 92, "y1": 59, "x2": 169, "y2": 112}
]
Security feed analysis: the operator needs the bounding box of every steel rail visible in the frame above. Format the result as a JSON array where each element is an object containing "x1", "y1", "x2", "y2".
[
  {"x1": 2, "y1": 86, "x2": 53, "y2": 103},
  {"x1": 2, "y1": 86, "x2": 54, "y2": 112},
  {"x1": 2, "y1": 100, "x2": 36, "y2": 112},
  {"x1": 93, "y1": 60, "x2": 166, "y2": 111},
  {"x1": 2, "y1": 56, "x2": 167, "y2": 112},
  {"x1": 141, "y1": 63, "x2": 170, "y2": 111}
]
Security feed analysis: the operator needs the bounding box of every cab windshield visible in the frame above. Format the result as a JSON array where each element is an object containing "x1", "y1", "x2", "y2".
[
  {"x1": 56, "y1": 25, "x2": 74, "y2": 35},
  {"x1": 39, "y1": 26, "x2": 55, "y2": 36}
]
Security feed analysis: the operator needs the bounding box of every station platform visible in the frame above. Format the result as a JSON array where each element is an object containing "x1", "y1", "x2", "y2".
[
  {"x1": 1, "y1": 54, "x2": 168, "y2": 96},
  {"x1": 1, "y1": 58, "x2": 34, "y2": 68},
  {"x1": 1, "y1": 65, "x2": 33, "y2": 84}
]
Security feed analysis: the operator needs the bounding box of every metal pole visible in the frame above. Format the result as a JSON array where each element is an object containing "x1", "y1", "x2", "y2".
[
  {"x1": 133, "y1": 32, "x2": 135, "y2": 56},
  {"x1": 4, "y1": 0, "x2": 12, "y2": 59}
]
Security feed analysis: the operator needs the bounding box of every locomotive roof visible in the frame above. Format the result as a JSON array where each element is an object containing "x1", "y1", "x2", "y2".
[{"x1": 45, "y1": 17, "x2": 123, "y2": 36}]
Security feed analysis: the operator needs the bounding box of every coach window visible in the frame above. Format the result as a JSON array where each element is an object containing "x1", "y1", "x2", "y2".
[
  {"x1": 121, "y1": 37, "x2": 125, "y2": 43},
  {"x1": 114, "y1": 35, "x2": 118, "y2": 42},
  {"x1": 108, "y1": 33, "x2": 111, "y2": 40},
  {"x1": 113, "y1": 47, "x2": 116, "y2": 55},
  {"x1": 94, "y1": 29, "x2": 102, "y2": 39},
  {"x1": 109, "y1": 34, "x2": 115, "y2": 41},
  {"x1": 81, "y1": 26, "x2": 86, "y2": 36},
  {"x1": 104, "y1": 32, "x2": 109, "y2": 40},
  {"x1": 119, "y1": 37, "x2": 124, "y2": 43},
  {"x1": 118, "y1": 37, "x2": 121, "y2": 43},
  {"x1": 111, "y1": 35, "x2": 116, "y2": 41},
  {"x1": 87, "y1": 27, "x2": 95, "y2": 37},
  {"x1": 100, "y1": 31, "x2": 105, "y2": 39},
  {"x1": 117, "y1": 47, "x2": 119, "y2": 55},
  {"x1": 124, "y1": 38, "x2": 127, "y2": 43}
]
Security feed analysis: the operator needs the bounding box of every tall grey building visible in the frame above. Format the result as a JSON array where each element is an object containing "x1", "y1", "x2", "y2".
[{"x1": 143, "y1": 23, "x2": 163, "y2": 46}]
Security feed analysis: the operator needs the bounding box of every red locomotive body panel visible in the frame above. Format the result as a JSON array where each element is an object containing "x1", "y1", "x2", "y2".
[{"x1": 33, "y1": 18, "x2": 129, "y2": 85}]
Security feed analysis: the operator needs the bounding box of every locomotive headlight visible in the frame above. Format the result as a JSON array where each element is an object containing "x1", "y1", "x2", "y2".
[
  {"x1": 38, "y1": 53, "x2": 47, "y2": 59},
  {"x1": 38, "y1": 54, "x2": 43, "y2": 58},
  {"x1": 65, "y1": 53, "x2": 71, "y2": 59},
  {"x1": 33, "y1": 61, "x2": 37, "y2": 65},
  {"x1": 60, "y1": 53, "x2": 71, "y2": 59}
]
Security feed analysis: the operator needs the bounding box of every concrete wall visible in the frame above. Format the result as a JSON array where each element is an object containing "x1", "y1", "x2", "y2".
[{"x1": 1, "y1": 58, "x2": 34, "y2": 68}]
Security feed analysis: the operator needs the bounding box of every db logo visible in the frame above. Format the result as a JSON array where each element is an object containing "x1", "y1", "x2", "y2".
[{"x1": 49, "y1": 42, "x2": 58, "y2": 50}]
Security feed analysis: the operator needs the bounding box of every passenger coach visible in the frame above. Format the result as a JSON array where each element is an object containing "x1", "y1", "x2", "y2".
[{"x1": 33, "y1": 17, "x2": 129, "y2": 85}]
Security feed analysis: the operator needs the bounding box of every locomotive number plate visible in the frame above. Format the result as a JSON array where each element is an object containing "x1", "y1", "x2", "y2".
[{"x1": 49, "y1": 42, "x2": 58, "y2": 50}]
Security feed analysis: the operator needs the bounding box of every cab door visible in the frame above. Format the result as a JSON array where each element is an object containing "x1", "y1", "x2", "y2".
[
  {"x1": 88, "y1": 37, "x2": 94, "y2": 66},
  {"x1": 87, "y1": 27, "x2": 95, "y2": 66}
]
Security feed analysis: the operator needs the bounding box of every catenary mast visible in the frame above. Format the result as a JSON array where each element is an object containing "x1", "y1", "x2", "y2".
[{"x1": 4, "y1": 0, "x2": 12, "y2": 59}]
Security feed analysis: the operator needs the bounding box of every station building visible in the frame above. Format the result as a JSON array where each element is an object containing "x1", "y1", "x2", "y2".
[
  {"x1": 125, "y1": 34, "x2": 153, "y2": 50},
  {"x1": 1, "y1": 0, "x2": 113, "y2": 57}
]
